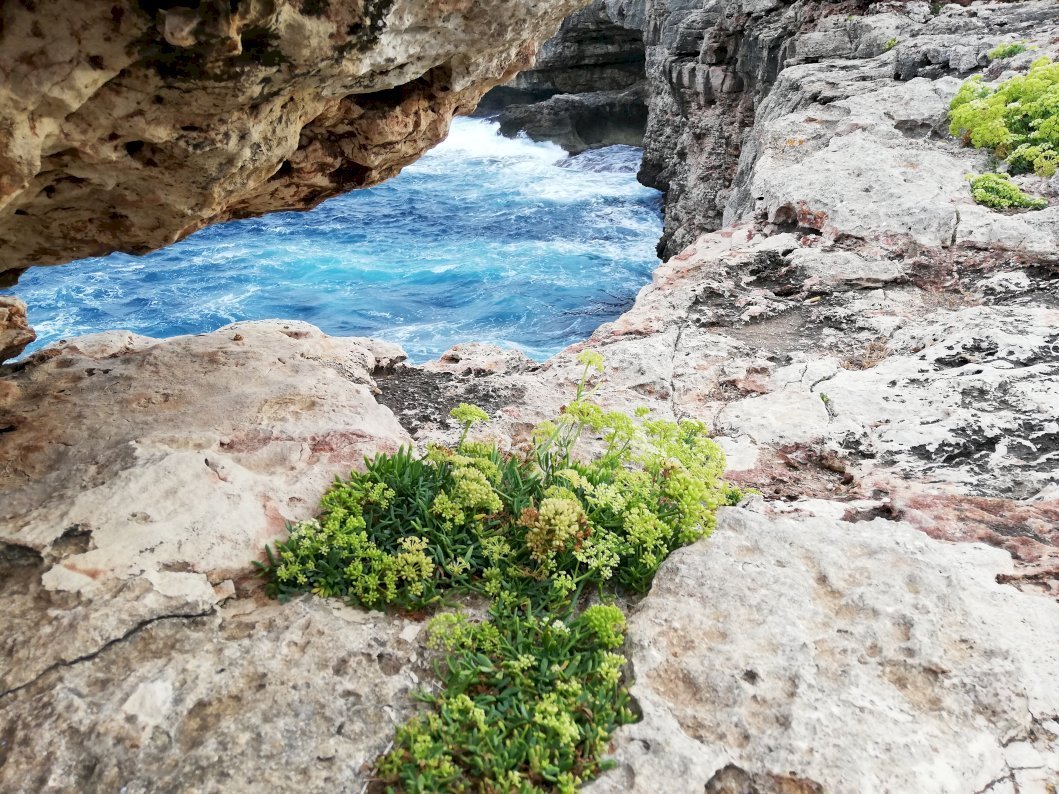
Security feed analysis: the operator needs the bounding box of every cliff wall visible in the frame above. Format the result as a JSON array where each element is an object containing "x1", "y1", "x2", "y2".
[{"x1": 483, "y1": 0, "x2": 650, "y2": 153}]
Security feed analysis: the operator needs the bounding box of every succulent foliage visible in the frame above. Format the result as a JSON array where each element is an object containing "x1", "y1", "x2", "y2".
[
  {"x1": 987, "y1": 42, "x2": 1030, "y2": 61},
  {"x1": 949, "y1": 57, "x2": 1059, "y2": 180},
  {"x1": 256, "y1": 352, "x2": 740, "y2": 791},
  {"x1": 967, "y1": 172, "x2": 1048, "y2": 210}
]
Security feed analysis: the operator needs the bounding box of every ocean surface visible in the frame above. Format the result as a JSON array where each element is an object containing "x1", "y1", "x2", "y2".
[{"x1": 5, "y1": 119, "x2": 662, "y2": 362}]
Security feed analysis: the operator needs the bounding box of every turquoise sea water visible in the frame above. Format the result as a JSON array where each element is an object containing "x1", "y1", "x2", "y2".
[{"x1": 4, "y1": 119, "x2": 662, "y2": 362}]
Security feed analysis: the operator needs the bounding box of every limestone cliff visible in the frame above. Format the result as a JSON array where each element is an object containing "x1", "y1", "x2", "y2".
[
  {"x1": 483, "y1": 0, "x2": 650, "y2": 153},
  {"x1": 0, "y1": 0, "x2": 586, "y2": 280},
  {"x1": 641, "y1": 0, "x2": 1059, "y2": 258},
  {"x1": 483, "y1": 1, "x2": 647, "y2": 106},
  {"x1": 497, "y1": 0, "x2": 1059, "y2": 259}
]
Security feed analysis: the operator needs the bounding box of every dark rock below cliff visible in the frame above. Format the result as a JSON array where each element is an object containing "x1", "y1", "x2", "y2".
[
  {"x1": 497, "y1": 84, "x2": 649, "y2": 154},
  {"x1": 481, "y1": 0, "x2": 649, "y2": 152}
]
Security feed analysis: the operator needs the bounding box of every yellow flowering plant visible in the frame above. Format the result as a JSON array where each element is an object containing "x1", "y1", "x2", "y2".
[
  {"x1": 255, "y1": 353, "x2": 742, "y2": 791},
  {"x1": 950, "y1": 57, "x2": 1058, "y2": 209}
]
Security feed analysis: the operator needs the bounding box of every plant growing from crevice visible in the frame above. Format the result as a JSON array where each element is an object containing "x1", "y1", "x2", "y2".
[
  {"x1": 949, "y1": 57, "x2": 1059, "y2": 178},
  {"x1": 256, "y1": 351, "x2": 741, "y2": 791},
  {"x1": 967, "y1": 173, "x2": 1047, "y2": 210},
  {"x1": 987, "y1": 42, "x2": 1033, "y2": 61},
  {"x1": 377, "y1": 604, "x2": 634, "y2": 793}
]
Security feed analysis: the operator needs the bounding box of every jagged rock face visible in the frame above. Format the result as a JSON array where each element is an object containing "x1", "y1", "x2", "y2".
[
  {"x1": 485, "y1": 0, "x2": 647, "y2": 104},
  {"x1": 496, "y1": 83, "x2": 648, "y2": 154},
  {"x1": 484, "y1": 0, "x2": 650, "y2": 152},
  {"x1": 641, "y1": 0, "x2": 1059, "y2": 258},
  {"x1": 0, "y1": 0, "x2": 585, "y2": 278},
  {"x1": 0, "y1": 296, "x2": 34, "y2": 362}
]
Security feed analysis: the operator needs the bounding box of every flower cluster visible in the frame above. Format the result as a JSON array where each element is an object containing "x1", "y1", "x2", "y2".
[
  {"x1": 427, "y1": 612, "x2": 501, "y2": 655},
  {"x1": 260, "y1": 474, "x2": 437, "y2": 607},
  {"x1": 950, "y1": 57, "x2": 1059, "y2": 182},
  {"x1": 579, "y1": 605, "x2": 626, "y2": 650},
  {"x1": 256, "y1": 353, "x2": 742, "y2": 791},
  {"x1": 522, "y1": 497, "x2": 589, "y2": 562}
]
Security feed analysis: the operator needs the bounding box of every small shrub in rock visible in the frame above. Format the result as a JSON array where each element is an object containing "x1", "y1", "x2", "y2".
[
  {"x1": 949, "y1": 57, "x2": 1059, "y2": 178},
  {"x1": 257, "y1": 351, "x2": 741, "y2": 791},
  {"x1": 967, "y1": 172, "x2": 1047, "y2": 210},
  {"x1": 376, "y1": 605, "x2": 634, "y2": 793},
  {"x1": 987, "y1": 42, "x2": 1031, "y2": 61}
]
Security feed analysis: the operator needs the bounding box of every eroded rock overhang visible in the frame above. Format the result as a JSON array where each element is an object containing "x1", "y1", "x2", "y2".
[{"x1": 0, "y1": 0, "x2": 588, "y2": 281}]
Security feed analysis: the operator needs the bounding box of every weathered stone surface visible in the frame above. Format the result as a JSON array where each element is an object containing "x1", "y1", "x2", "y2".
[
  {"x1": 641, "y1": 0, "x2": 1059, "y2": 258},
  {"x1": 0, "y1": 0, "x2": 586, "y2": 276},
  {"x1": 0, "y1": 321, "x2": 409, "y2": 694},
  {"x1": 0, "y1": 596, "x2": 425, "y2": 793},
  {"x1": 497, "y1": 84, "x2": 649, "y2": 154},
  {"x1": 740, "y1": 71, "x2": 1059, "y2": 253},
  {"x1": 491, "y1": 0, "x2": 647, "y2": 100},
  {"x1": 0, "y1": 295, "x2": 34, "y2": 362},
  {"x1": 4, "y1": 1, "x2": 1059, "y2": 790},
  {"x1": 423, "y1": 341, "x2": 536, "y2": 377},
  {"x1": 586, "y1": 508, "x2": 1059, "y2": 793}
]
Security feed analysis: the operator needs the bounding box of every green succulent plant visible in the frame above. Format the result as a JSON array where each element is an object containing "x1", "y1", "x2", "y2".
[
  {"x1": 966, "y1": 172, "x2": 1047, "y2": 210},
  {"x1": 255, "y1": 352, "x2": 742, "y2": 791},
  {"x1": 987, "y1": 42, "x2": 1033, "y2": 61},
  {"x1": 950, "y1": 57, "x2": 1059, "y2": 179}
]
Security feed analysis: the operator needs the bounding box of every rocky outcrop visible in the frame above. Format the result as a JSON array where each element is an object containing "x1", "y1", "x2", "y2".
[
  {"x1": 4, "y1": 1, "x2": 1059, "y2": 791},
  {"x1": 483, "y1": 1, "x2": 647, "y2": 106},
  {"x1": 483, "y1": 0, "x2": 650, "y2": 152},
  {"x1": 0, "y1": 597, "x2": 426, "y2": 792},
  {"x1": 0, "y1": 296, "x2": 34, "y2": 362},
  {"x1": 0, "y1": 0, "x2": 586, "y2": 279},
  {"x1": 0, "y1": 321, "x2": 423, "y2": 791},
  {"x1": 589, "y1": 508, "x2": 1059, "y2": 793},
  {"x1": 367, "y1": 4, "x2": 1059, "y2": 783},
  {"x1": 641, "y1": 0, "x2": 1059, "y2": 258},
  {"x1": 0, "y1": 322, "x2": 408, "y2": 695},
  {"x1": 402, "y1": 0, "x2": 1059, "y2": 585},
  {"x1": 496, "y1": 83, "x2": 649, "y2": 153}
]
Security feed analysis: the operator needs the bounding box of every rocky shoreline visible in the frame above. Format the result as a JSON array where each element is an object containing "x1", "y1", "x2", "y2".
[{"x1": 3, "y1": 1, "x2": 1059, "y2": 792}]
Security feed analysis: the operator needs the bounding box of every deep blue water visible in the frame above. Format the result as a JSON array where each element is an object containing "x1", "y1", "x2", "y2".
[{"x1": 4, "y1": 119, "x2": 662, "y2": 362}]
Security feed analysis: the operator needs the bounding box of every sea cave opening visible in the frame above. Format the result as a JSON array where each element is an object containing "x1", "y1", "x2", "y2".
[{"x1": 4, "y1": 118, "x2": 662, "y2": 364}]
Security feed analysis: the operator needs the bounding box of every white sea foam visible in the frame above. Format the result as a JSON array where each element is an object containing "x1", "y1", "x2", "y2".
[
  {"x1": 6, "y1": 118, "x2": 662, "y2": 363},
  {"x1": 426, "y1": 118, "x2": 566, "y2": 164}
]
